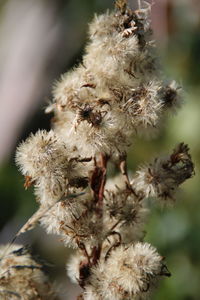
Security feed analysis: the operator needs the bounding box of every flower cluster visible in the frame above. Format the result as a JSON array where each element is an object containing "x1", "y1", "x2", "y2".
[
  {"x1": 132, "y1": 143, "x2": 194, "y2": 201},
  {"x1": 83, "y1": 242, "x2": 170, "y2": 300},
  {"x1": 46, "y1": 0, "x2": 182, "y2": 159},
  {"x1": 13, "y1": 1, "x2": 194, "y2": 299},
  {"x1": 16, "y1": 130, "x2": 91, "y2": 206}
]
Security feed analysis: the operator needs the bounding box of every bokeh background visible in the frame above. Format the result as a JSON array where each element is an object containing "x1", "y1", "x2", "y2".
[{"x1": 0, "y1": 0, "x2": 199, "y2": 299}]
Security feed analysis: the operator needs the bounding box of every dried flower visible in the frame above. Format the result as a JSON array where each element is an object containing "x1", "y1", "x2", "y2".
[
  {"x1": 84, "y1": 242, "x2": 170, "y2": 300},
  {"x1": 16, "y1": 129, "x2": 91, "y2": 205},
  {"x1": 13, "y1": 1, "x2": 194, "y2": 299},
  {"x1": 132, "y1": 143, "x2": 194, "y2": 201},
  {"x1": 0, "y1": 244, "x2": 59, "y2": 299}
]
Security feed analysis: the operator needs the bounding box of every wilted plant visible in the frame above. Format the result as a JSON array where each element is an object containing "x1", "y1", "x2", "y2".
[{"x1": 1, "y1": 0, "x2": 194, "y2": 299}]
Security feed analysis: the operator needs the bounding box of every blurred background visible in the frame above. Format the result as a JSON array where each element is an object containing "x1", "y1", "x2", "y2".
[{"x1": 0, "y1": 0, "x2": 199, "y2": 299}]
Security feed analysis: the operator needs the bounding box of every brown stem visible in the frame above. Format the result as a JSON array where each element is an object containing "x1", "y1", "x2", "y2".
[
  {"x1": 96, "y1": 153, "x2": 108, "y2": 216},
  {"x1": 109, "y1": 219, "x2": 122, "y2": 232},
  {"x1": 77, "y1": 241, "x2": 91, "y2": 266},
  {"x1": 119, "y1": 154, "x2": 141, "y2": 198},
  {"x1": 94, "y1": 153, "x2": 109, "y2": 266},
  {"x1": 91, "y1": 245, "x2": 101, "y2": 265},
  {"x1": 89, "y1": 153, "x2": 109, "y2": 269},
  {"x1": 119, "y1": 154, "x2": 132, "y2": 188},
  {"x1": 77, "y1": 153, "x2": 109, "y2": 288},
  {"x1": 105, "y1": 231, "x2": 122, "y2": 261},
  {"x1": 90, "y1": 153, "x2": 109, "y2": 214}
]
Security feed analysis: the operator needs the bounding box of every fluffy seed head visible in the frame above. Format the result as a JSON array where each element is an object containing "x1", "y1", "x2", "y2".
[
  {"x1": 85, "y1": 242, "x2": 168, "y2": 300},
  {"x1": 0, "y1": 244, "x2": 58, "y2": 299},
  {"x1": 161, "y1": 81, "x2": 183, "y2": 112},
  {"x1": 122, "y1": 81, "x2": 163, "y2": 131},
  {"x1": 132, "y1": 143, "x2": 194, "y2": 201},
  {"x1": 16, "y1": 130, "x2": 67, "y2": 179}
]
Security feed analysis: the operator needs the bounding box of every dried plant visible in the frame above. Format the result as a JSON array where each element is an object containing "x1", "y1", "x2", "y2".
[
  {"x1": 0, "y1": 244, "x2": 59, "y2": 299},
  {"x1": 2, "y1": 0, "x2": 194, "y2": 299}
]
